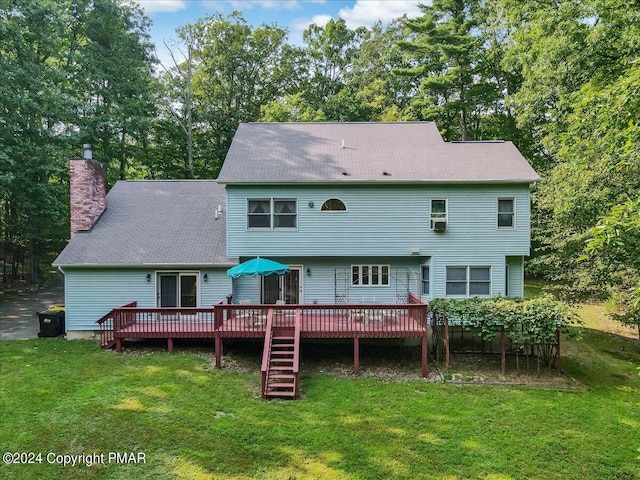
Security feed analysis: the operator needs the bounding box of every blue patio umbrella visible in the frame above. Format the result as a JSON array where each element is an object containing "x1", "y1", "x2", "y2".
[{"x1": 226, "y1": 257, "x2": 290, "y2": 278}]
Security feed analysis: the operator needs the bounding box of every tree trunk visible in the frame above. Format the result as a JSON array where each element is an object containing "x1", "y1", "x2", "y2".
[{"x1": 460, "y1": 108, "x2": 469, "y2": 141}]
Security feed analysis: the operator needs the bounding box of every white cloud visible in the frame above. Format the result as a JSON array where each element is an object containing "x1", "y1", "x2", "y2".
[
  {"x1": 136, "y1": 0, "x2": 187, "y2": 14},
  {"x1": 224, "y1": 0, "x2": 303, "y2": 10},
  {"x1": 338, "y1": 0, "x2": 422, "y2": 28},
  {"x1": 292, "y1": 13, "x2": 332, "y2": 31},
  {"x1": 290, "y1": 13, "x2": 333, "y2": 44}
]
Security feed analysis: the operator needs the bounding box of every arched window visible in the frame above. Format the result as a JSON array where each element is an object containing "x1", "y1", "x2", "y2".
[{"x1": 321, "y1": 198, "x2": 347, "y2": 211}]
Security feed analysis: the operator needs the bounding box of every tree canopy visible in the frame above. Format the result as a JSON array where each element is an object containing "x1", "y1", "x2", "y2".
[{"x1": 3, "y1": 0, "x2": 638, "y2": 339}]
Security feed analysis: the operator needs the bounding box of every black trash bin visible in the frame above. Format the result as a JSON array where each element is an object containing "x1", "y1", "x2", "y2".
[{"x1": 38, "y1": 309, "x2": 65, "y2": 337}]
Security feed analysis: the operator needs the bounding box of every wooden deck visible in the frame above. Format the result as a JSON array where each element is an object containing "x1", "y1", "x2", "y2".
[
  {"x1": 111, "y1": 311, "x2": 425, "y2": 338},
  {"x1": 96, "y1": 295, "x2": 429, "y2": 377}
]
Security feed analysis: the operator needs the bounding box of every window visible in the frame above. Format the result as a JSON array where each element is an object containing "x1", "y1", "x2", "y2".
[
  {"x1": 446, "y1": 266, "x2": 491, "y2": 297},
  {"x1": 352, "y1": 265, "x2": 389, "y2": 286},
  {"x1": 247, "y1": 198, "x2": 297, "y2": 229},
  {"x1": 469, "y1": 267, "x2": 491, "y2": 296},
  {"x1": 498, "y1": 198, "x2": 515, "y2": 229},
  {"x1": 430, "y1": 198, "x2": 447, "y2": 230},
  {"x1": 321, "y1": 198, "x2": 347, "y2": 211},
  {"x1": 421, "y1": 265, "x2": 430, "y2": 295},
  {"x1": 159, "y1": 272, "x2": 198, "y2": 308},
  {"x1": 248, "y1": 199, "x2": 271, "y2": 228},
  {"x1": 274, "y1": 199, "x2": 297, "y2": 228}
]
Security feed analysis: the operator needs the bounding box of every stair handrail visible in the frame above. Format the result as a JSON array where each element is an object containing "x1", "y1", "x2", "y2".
[
  {"x1": 261, "y1": 308, "x2": 273, "y2": 378},
  {"x1": 293, "y1": 308, "x2": 302, "y2": 399},
  {"x1": 293, "y1": 308, "x2": 301, "y2": 375},
  {"x1": 96, "y1": 301, "x2": 137, "y2": 348}
]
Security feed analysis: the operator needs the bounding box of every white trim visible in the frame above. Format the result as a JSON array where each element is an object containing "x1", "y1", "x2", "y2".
[
  {"x1": 260, "y1": 265, "x2": 303, "y2": 303},
  {"x1": 430, "y1": 198, "x2": 448, "y2": 231},
  {"x1": 350, "y1": 264, "x2": 390, "y2": 287},
  {"x1": 320, "y1": 198, "x2": 348, "y2": 212},
  {"x1": 421, "y1": 262, "x2": 431, "y2": 298},
  {"x1": 445, "y1": 265, "x2": 492, "y2": 298},
  {"x1": 156, "y1": 270, "x2": 200, "y2": 308},
  {"x1": 247, "y1": 198, "x2": 298, "y2": 231},
  {"x1": 497, "y1": 197, "x2": 516, "y2": 230}
]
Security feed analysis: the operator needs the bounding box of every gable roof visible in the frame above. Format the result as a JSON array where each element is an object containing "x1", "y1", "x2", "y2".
[
  {"x1": 53, "y1": 180, "x2": 236, "y2": 267},
  {"x1": 218, "y1": 122, "x2": 540, "y2": 184}
]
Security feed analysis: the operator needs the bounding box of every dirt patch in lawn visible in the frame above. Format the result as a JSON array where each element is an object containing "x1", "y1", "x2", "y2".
[
  {"x1": 442, "y1": 352, "x2": 584, "y2": 389},
  {"x1": 115, "y1": 338, "x2": 580, "y2": 387}
]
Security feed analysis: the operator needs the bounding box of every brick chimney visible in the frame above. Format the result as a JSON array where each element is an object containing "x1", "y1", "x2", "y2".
[{"x1": 70, "y1": 145, "x2": 106, "y2": 235}]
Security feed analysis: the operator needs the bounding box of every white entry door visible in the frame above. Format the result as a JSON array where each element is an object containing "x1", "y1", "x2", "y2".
[
  {"x1": 261, "y1": 266, "x2": 302, "y2": 304},
  {"x1": 158, "y1": 273, "x2": 198, "y2": 307}
]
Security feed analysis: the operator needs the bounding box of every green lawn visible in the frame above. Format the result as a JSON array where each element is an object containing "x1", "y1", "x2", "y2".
[{"x1": 1, "y1": 332, "x2": 638, "y2": 479}]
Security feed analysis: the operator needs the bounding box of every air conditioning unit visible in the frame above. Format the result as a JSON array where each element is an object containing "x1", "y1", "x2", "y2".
[{"x1": 431, "y1": 219, "x2": 447, "y2": 232}]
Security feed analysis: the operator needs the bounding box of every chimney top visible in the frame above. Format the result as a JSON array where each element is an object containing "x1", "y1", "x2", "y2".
[{"x1": 82, "y1": 144, "x2": 93, "y2": 159}]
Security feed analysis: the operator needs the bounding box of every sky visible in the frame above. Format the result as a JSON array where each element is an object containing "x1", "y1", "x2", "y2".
[{"x1": 135, "y1": 0, "x2": 423, "y2": 65}]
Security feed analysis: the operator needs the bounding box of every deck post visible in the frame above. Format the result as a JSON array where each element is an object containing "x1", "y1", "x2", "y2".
[
  {"x1": 167, "y1": 338, "x2": 173, "y2": 354},
  {"x1": 421, "y1": 333, "x2": 428, "y2": 378},
  {"x1": 353, "y1": 336, "x2": 360, "y2": 375},
  {"x1": 501, "y1": 327, "x2": 506, "y2": 375},
  {"x1": 215, "y1": 335, "x2": 222, "y2": 368},
  {"x1": 115, "y1": 338, "x2": 122, "y2": 353},
  {"x1": 444, "y1": 316, "x2": 450, "y2": 372},
  {"x1": 556, "y1": 330, "x2": 561, "y2": 374}
]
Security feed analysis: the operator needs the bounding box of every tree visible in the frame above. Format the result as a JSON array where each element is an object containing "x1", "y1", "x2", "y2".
[
  {"x1": 72, "y1": 0, "x2": 157, "y2": 183},
  {"x1": 584, "y1": 196, "x2": 640, "y2": 343},
  {"x1": 0, "y1": 0, "x2": 157, "y2": 282},
  {"x1": 500, "y1": 0, "x2": 640, "y2": 339},
  {"x1": 171, "y1": 12, "x2": 290, "y2": 177},
  {"x1": 397, "y1": 0, "x2": 498, "y2": 141}
]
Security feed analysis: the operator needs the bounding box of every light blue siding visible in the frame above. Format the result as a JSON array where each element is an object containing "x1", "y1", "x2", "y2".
[
  {"x1": 64, "y1": 268, "x2": 231, "y2": 332},
  {"x1": 231, "y1": 256, "x2": 423, "y2": 305},
  {"x1": 226, "y1": 184, "x2": 531, "y2": 258},
  {"x1": 506, "y1": 256, "x2": 524, "y2": 298}
]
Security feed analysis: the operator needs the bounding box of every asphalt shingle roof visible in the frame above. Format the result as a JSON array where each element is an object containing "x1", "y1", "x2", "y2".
[
  {"x1": 53, "y1": 180, "x2": 235, "y2": 267},
  {"x1": 218, "y1": 122, "x2": 540, "y2": 184}
]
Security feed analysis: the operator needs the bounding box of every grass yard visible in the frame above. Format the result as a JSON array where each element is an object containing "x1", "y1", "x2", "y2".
[{"x1": 1, "y1": 329, "x2": 639, "y2": 479}]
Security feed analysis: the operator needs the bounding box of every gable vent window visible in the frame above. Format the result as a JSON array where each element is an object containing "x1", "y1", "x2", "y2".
[{"x1": 321, "y1": 198, "x2": 347, "y2": 211}]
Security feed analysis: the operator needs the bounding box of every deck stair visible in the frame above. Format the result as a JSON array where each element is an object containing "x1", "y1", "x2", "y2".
[{"x1": 261, "y1": 309, "x2": 301, "y2": 399}]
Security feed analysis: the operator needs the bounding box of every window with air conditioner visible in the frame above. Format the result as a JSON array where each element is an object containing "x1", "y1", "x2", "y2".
[{"x1": 430, "y1": 198, "x2": 447, "y2": 231}]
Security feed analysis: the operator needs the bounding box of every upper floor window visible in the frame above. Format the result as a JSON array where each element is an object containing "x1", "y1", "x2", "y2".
[
  {"x1": 498, "y1": 198, "x2": 515, "y2": 229},
  {"x1": 430, "y1": 198, "x2": 448, "y2": 231},
  {"x1": 352, "y1": 265, "x2": 389, "y2": 286},
  {"x1": 248, "y1": 198, "x2": 297, "y2": 229},
  {"x1": 446, "y1": 266, "x2": 491, "y2": 297},
  {"x1": 321, "y1": 198, "x2": 347, "y2": 211}
]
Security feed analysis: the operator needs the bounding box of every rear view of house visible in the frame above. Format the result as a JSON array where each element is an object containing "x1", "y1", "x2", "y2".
[
  {"x1": 55, "y1": 122, "x2": 539, "y2": 340},
  {"x1": 218, "y1": 122, "x2": 539, "y2": 308}
]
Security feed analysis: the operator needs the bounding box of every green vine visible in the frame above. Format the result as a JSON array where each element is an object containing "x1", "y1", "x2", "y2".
[{"x1": 429, "y1": 296, "x2": 583, "y2": 345}]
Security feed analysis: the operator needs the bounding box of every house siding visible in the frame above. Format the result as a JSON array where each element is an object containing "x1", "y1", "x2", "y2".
[
  {"x1": 506, "y1": 256, "x2": 525, "y2": 298},
  {"x1": 226, "y1": 184, "x2": 531, "y2": 258},
  {"x1": 230, "y1": 254, "x2": 523, "y2": 305},
  {"x1": 63, "y1": 268, "x2": 231, "y2": 332}
]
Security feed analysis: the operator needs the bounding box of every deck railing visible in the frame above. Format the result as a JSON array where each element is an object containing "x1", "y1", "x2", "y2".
[
  {"x1": 97, "y1": 301, "x2": 137, "y2": 348},
  {"x1": 97, "y1": 298, "x2": 429, "y2": 345},
  {"x1": 200, "y1": 301, "x2": 428, "y2": 337},
  {"x1": 113, "y1": 307, "x2": 218, "y2": 337}
]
